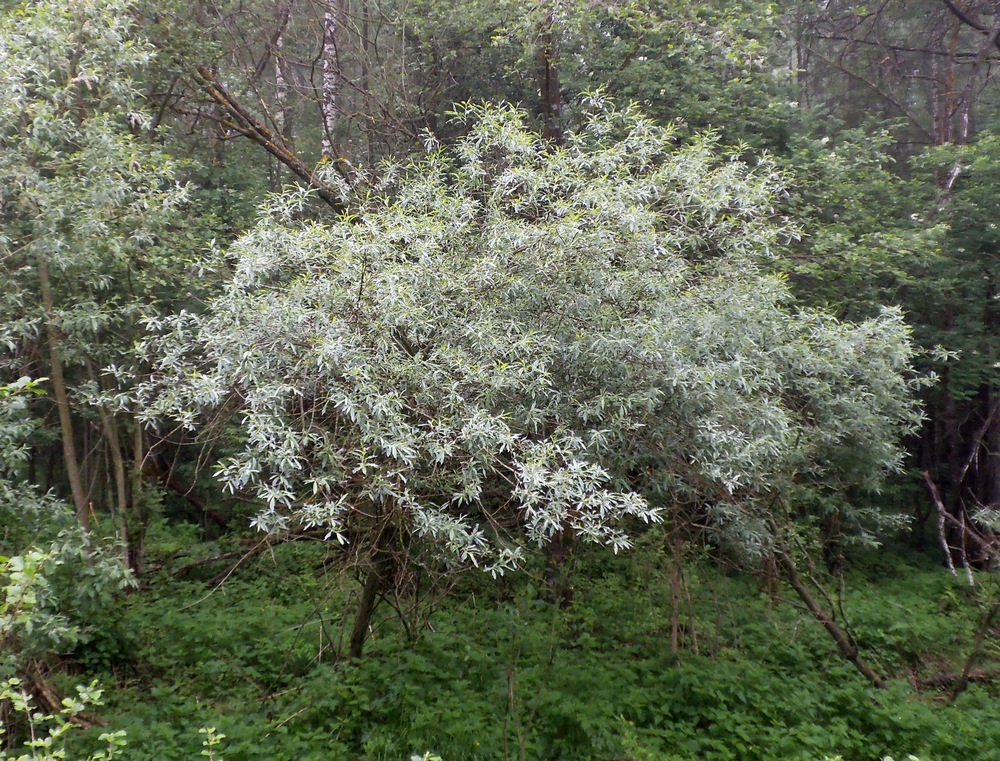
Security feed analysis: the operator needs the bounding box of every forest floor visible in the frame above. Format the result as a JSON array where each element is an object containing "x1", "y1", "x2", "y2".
[{"x1": 66, "y1": 525, "x2": 1000, "y2": 761}]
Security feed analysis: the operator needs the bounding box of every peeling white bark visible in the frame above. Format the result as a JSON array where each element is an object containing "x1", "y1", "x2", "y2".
[{"x1": 321, "y1": 0, "x2": 341, "y2": 160}]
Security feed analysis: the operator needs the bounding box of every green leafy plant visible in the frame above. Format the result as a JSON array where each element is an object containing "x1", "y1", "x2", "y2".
[
  {"x1": 199, "y1": 727, "x2": 226, "y2": 761},
  {"x1": 0, "y1": 679, "x2": 126, "y2": 761},
  {"x1": 0, "y1": 380, "x2": 135, "y2": 675}
]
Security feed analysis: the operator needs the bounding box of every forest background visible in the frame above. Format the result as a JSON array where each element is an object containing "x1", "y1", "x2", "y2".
[{"x1": 2, "y1": 0, "x2": 1000, "y2": 759}]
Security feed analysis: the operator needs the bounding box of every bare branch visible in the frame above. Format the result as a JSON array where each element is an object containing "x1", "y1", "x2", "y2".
[
  {"x1": 194, "y1": 64, "x2": 352, "y2": 212},
  {"x1": 942, "y1": 0, "x2": 990, "y2": 34}
]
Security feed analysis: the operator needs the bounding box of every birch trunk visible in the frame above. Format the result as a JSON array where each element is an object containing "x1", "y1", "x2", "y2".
[
  {"x1": 321, "y1": 0, "x2": 341, "y2": 161},
  {"x1": 275, "y1": 2, "x2": 294, "y2": 150}
]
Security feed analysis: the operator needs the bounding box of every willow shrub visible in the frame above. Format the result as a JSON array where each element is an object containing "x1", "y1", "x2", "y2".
[{"x1": 136, "y1": 97, "x2": 922, "y2": 588}]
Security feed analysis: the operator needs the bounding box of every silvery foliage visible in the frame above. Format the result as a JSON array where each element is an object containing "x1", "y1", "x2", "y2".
[
  {"x1": 0, "y1": 380, "x2": 70, "y2": 541},
  {"x1": 0, "y1": 0, "x2": 185, "y2": 364},
  {"x1": 136, "y1": 98, "x2": 921, "y2": 572}
]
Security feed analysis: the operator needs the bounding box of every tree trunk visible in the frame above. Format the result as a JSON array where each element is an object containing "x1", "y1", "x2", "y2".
[
  {"x1": 37, "y1": 257, "x2": 89, "y2": 532},
  {"x1": 320, "y1": 0, "x2": 341, "y2": 161},
  {"x1": 348, "y1": 542, "x2": 394, "y2": 659},
  {"x1": 544, "y1": 528, "x2": 575, "y2": 608},
  {"x1": 130, "y1": 424, "x2": 147, "y2": 574},
  {"x1": 99, "y1": 406, "x2": 128, "y2": 552},
  {"x1": 86, "y1": 358, "x2": 130, "y2": 561},
  {"x1": 274, "y1": 0, "x2": 295, "y2": 156},
  {"x1": 360, "y1": 0, "x2": 375, "y2": 167},
  {"x1": 348, "y1": 511, "x2": 398, "y2": 658},
  {"x1": 536, "y1": 4, "x2": 563, "y2": 144}
]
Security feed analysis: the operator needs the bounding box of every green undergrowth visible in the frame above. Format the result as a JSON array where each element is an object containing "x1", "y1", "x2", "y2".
[{"x1": 66, "y1": 533, "x2": 998, "y2": 761}]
